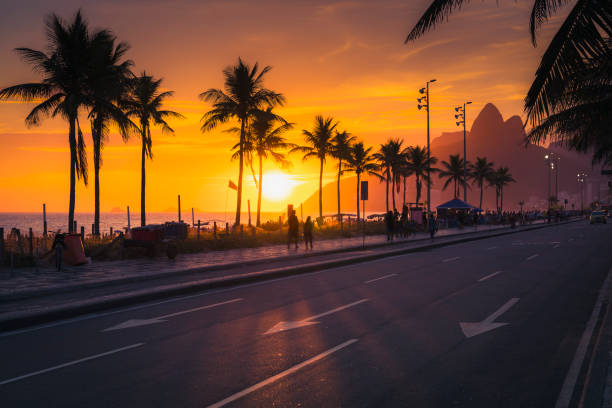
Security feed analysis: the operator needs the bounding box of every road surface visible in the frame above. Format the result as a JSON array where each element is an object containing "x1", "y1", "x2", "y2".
[{"x1": 1, "y1": 220, "x2": 610, "y2": 407}]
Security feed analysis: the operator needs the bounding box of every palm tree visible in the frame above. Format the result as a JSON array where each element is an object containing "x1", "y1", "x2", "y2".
[
  {"x1": 439, "y1": 154, "x2": 469, "y2": 198},
  {"x1": 330, "y1": 130, "x2": 356, "y2": 222},
  {"x1": 0, "y1": 11, "x2": 96, "y2": 232},
  {"x1": 405, "y1": 0, "x2": 612, "y2": 163},
  {"x1": 403, "y1": 145, "x2": 438, "y2": 207},
  {"x1": 345, "y1": 142, "x2": 380, "y2": 220},
  {"x1": 200, "y1": 58, "x2": 285, "y2": 226},
  {"x1": 490, "y1": 167, "x2": 516, "y2": 213},
  {"x1": 231, "y1": 108, "x2": 294, "y2": 227},
  {"x1": 86, "y1": 31, "x2": 135, "y2": 236},
  {"x1": 469, "y1": 157, "x2": 495, "y2": 210},
  {"x1": 291, "y1": 116, "x2": 339, "y2": 220},
  {"x1": 373, "y1": 139, "x2": 403, "y2": 212},
  {"x1": 125, "y1": 73, "x2": 183, "y2": 226}
]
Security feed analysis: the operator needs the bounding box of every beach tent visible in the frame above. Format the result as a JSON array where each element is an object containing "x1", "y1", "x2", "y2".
[{"x1": 436, "y1": 198, "x2": 481, "y2": 211}]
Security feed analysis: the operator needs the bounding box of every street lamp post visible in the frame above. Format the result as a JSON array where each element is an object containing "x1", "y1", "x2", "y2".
[
  {"x1": 417, "y1": 79, "x2": 436, "y2": 215},
  {"x1": 577, "y1": 172, "x2": 587, "y2": 213},
  {"x1": 544, "y1": 153, "x2": 555, "y2": 208},
  {"x1": 455, "y1": 101, "x2": 472, "y2": 202}
]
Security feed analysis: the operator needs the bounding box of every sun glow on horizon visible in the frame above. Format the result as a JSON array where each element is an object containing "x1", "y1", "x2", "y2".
[{"x1": 262, "y1": 172, "x2": 297, "y2": 201}]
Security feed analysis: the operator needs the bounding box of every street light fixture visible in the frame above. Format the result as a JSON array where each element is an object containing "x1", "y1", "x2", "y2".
[
  {"x1": 577, "y1": 171, "x2": 587, "y2": 213},
  {"x1": 544, "y1": 152, "x2": 560, "y2": 207},
  {"x1": 417, "y1": 79, "x2": 436, "y2": 215},
  {"x1": 455, "y1": 101, "x2": 472, "y2": 202}
]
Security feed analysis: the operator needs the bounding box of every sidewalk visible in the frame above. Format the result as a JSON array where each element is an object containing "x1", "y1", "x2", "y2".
[{"x1": 0, "y1": 223, "x2": 526, "y2": 300}]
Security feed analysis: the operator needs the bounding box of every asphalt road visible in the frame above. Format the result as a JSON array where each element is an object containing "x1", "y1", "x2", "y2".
[{"x1": 1, "y1": 220, "x2": 611, "y2": 407}]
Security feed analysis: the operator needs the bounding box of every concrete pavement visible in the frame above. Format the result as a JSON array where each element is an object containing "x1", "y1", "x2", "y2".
[{"x1": 1, "y1": 220, "x2": 610, "y2": 407}]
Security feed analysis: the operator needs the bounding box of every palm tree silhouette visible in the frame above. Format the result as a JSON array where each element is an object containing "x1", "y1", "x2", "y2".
[
  {"x1": 231, "y1": 108, "x2": 294, "y2": 227},
  {"x1": 439, "y1": 154, "x2": 469, "y2": 199},
  {"x1": 373, "y1": 139, "x2": 403, "y2": 212},
  {"x1": 291, "y1": 116, "x2": 338, "y2": 221},
  {"x1": 86, "y1": 31, "x2": 135, "y2": 235},
  {"x1": 345, "y1": 142, "x2": 380, "y2": 221},
  {"x1": 470, "y1": 157, "x2": 495, "y2": 210},
  {"x1": 200, "y1": 58, "x2": 285, "y2": 226},
  {"x1": 330, "y1": 130, "x2": 356, "y2": 222},
  {"x1": 404, "y1": 145, "x2": 438, "y2": 207},
  {"x1": 125, "y1": 73, "x2": 183, "y2": 226},
  {"x1": 491, "y1": 167, "x2": 516, "y2": 213},
  {"x1": 0, "y1": 11, "x2": 96, "y2": 232}
]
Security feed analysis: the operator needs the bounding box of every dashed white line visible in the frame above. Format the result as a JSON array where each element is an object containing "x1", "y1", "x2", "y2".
[
  {"x1": 487, "y1": 246, "x2": 497, "y2": 250},
  {"x1": 206, "y1": 339, "x2": 358, "y2": 408},
  {"x1": 526, "y1": 254, "x2": 539, "y2": 261},
  {"x1": 0, "y1": 343, "x2": 145, "y2": 386},
  {"x1": 478, "y1": 271, "x2": 503, "y2": 282},
  {"x1": 442, "y1": 256, "x2": 461, "y2": 263},
  {"x1": 364, "y1": 274, "x2": 397, "y2": 284},
  {"x1": 553, "y1": 244, "x2": 560, "y2": 249}
]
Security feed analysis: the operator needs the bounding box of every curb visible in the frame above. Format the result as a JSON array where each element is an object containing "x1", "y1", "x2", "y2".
[{"x1": 0, "y1": 218, "x2": 581, "y2": 332}]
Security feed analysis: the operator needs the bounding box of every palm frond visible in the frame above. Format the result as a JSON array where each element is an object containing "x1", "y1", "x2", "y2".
[{"x1": 405, "y1": 0, "x2": 469, "y2": 43}]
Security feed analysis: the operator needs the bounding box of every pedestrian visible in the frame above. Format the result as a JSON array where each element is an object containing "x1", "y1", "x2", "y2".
[
  {"x1": 303, "y1": 216, "x2": 314, "y2": 250},
  {"x1": 287, "y1": 210, "x2": 299, "y2": 249},
  {"x1": 429, "y1": 213, "x2": 438, "y2": 240},
  {"x1": 52, "y1": 231, "x2": 66, "y2": 272},
  {"x1": 385, "y1": 210, "x2": 394, "y2": 241}
]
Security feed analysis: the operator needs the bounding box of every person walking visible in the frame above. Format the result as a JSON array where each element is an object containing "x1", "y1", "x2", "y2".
[
  {"x1": 52, "y1": 231, "x2": 66, "y2": 272},
  {"x1": 287, "y1": 210, "x2": 299, "y2": 249},
  {"x1": 303, "y1": 216, "x2": 314, "y2": 250},
  {"x1": 428, "y1": 213, "x2": 438, "y2": 240},
  {"x1": 385, "y1": 210, "x2": 394, "y2": 241}
]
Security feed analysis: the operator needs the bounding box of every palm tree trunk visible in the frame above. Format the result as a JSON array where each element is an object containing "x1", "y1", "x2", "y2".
[
  {"x1": 140, "y1": 127, "x2": 147, "y2": 227},
  {"x1": 356, "y1": 172, "x2": 360, "y2": 221},
  {"x1": 318, "y1": 157, "x2": 324, "y2": 220},
  {"x1": 385, "y1": 171, "x2": 389, "y2": 212},
  {"x1": 68, "y1": 117, "x2": 77, "y2": 233},
  {"x1": 415, "y1": 176, "x2": 421, "y2": 205},
  {"x1": 500, "y1": 187, "x2": 504, "y2": 213},
  {"x1": 479, "y1": 183, "x2": 483, "y2": 210},
  {"x1": 235, "y1": 119, "x2": 246, "y2": 226},
  {"x1": 391, "y1": 174, "x2": 396, "y2": 210},
  {"x1": 93, "y1": 125, "x2": 101, "y2": 236},
  {"x1": 257, "y1": 154, "x2": 263, "y2": 227},
  {"x1": 337, "y1": 159, "x2": 341, "y2": 222},
  {"x1": 403, "y1": 175, "x2": 406, "y2": 208},
  {"x1": 454, "y1": 179, "x2": 457, "y2": 198}
]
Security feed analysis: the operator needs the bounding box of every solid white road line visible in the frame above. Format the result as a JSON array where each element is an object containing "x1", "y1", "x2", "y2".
[
  {"x1": 555, "y1": 266, "x2": 612, "y2": 408},
  {"x1": 478, "y1": 271, "x2": 503, "y2": 282},
  {"x1": 442, "y1": 256, "x2": 461, "y2": 263},
  {"x1": 206, "y1": 339, "x2": 358, "y2": 408},
  {"x1": 364, "y1": 274, "x2": 397, "y2": 284},
  {"x1": 0, "y1": 343, "x2": 144, "y2": 386},
  {"x1": 526, "y1": 254, "x2": 539, "y2": 261}
]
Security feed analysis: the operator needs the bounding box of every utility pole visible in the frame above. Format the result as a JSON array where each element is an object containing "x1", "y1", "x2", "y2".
[
  {"x1": 418, "y1": 79, "x2": 436, "y2": 215},
  {"x1": 455, "y1": 101, "x2": 472, "y2": 202}
]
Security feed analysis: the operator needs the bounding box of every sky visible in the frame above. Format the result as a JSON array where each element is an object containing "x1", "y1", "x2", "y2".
[{"x1": 0, "y1": 0, "x2": 571, "y2": 213}]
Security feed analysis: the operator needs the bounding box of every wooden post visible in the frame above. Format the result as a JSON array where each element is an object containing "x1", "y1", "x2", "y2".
[
  {"x1": 127, "y1": 206, "x2": 131, "y2": 230},
  {"x1": 29, "y1": 228, "x2": 33, "y2": 256},
  {"x1": 0, "y1": 227, "x2": 4, "y2": 267},
  {"x1": 43, "y1": 203, "x2": 47, "y2": 237},
  {"x1": 80, "y1": 226, "x2": 85, "y2": 244},
  {"x1": 225, "y1": 222, "x2": 229, "y2": 236},
  {"x1": 213, "y1": 221, "x2": 217, "y2": 239},
  {"x1": 92, "y1": 223, "x2": 95, "y2": 236},
  {"x1": 197, "y1": 220, "x2": 201, "y2": 240},
  {"x1": 192, "y1": 208, "x2": 195, "y2": 227},
  {"x1": 178, "y1": 195, "x2": 181, "y2": 222},
  {"x1": 248, "y1": 200, "x2": 252, "y2": 227},
  {"x1": 73, "y1": 220, "x2": 77, "y2": 233},
  {"x1": 110, "y1": 227, "x2": 113, "y2": 236}
]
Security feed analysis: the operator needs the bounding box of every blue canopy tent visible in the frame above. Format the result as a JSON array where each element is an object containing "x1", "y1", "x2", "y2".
[{"x1": 436, "y1": 198, "x2": 481, "y2": 211}]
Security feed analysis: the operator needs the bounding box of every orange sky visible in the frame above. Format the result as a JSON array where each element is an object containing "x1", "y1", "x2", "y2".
[{"x1": 0, "y1": 0, "x2": 571, "y2": 213}]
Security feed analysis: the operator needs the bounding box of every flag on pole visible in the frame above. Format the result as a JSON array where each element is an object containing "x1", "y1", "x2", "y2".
[{"x1": 228, "y1": 180, "x2": 238, "y2": 191}]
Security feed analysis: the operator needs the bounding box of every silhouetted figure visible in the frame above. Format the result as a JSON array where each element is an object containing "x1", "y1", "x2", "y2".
[
  {"x1": 288, "y1": 210, "x2": 299, "y2": 249},
  {"x1": 52, "y1": 232, "x2": 66, "y2": 272},
  {"x1": 429, "y1": 213, "x2": 438, "y2": 240},
  {"x1": 303, "y1": 216, "x2": 314, "y2": 250},
  {"x1": 385, "y1": 211, "x2": 394, "y2": 241}
]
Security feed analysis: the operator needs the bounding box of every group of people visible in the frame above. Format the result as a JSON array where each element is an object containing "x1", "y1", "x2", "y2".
[
  {"x1": 383, "y1": 206, "x2": 438, "y2": 241},
  {"x1": 286, "y1": 210, "x2": 314, "y2": 250}
]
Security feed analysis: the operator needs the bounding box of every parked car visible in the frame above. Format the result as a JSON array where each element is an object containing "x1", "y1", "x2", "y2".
[{"x1": 590, "y1": 211, "x2": 607, "y2": 224}]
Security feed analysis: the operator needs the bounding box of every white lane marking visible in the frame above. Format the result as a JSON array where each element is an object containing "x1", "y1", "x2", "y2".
[
  {"x1": 526, "y1": 254, "x2": 539, "y2": 261},
  {"x1": 102, "y1": 298, "x2": 243, "y2": 331},
  {"x1": 364, "y1": 274, "x2": 397, "y2": 284},
  {"x1": 553, "y1": 244, "x2": 560, "y2": 249},
  {"x1": 478, "y1": 271, "x2": 503, "y2": 282},
  {"x1": 206, "y1": 339, "x2": 358, "y2": 408},
  {"x1": 0, "y1": 343, "x2": 144, "y2": 386},
  {"x1": 460, "y1": 298, "x2": 520, "y2": 338},
  {"x1": 487, "y1": 246, "x2": 497, "y2": 250},
  {"x1": 442, "y1": 256, "x2": 461, "y2": 263},
  {"x1": 556, "y1": 266, "x2": 612, "y2": 408},
  {"x1": 264, "y1": 299, "x2": 369, "y2": 335}
]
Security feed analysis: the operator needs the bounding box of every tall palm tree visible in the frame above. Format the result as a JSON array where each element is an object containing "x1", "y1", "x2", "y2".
[
  {"x1": 405, "y1": 0, "x2": 612, "y2": 163},
  {"x1": 469, "y1": 156, "x2": 495, "y2": 210},
  {"x1": 373, "y1": 139, "x2": 403, "y2": 212},
  {"x1": 330, "y1": 130, "x2": 356, "y2": 222},
  {"x1": 291, "y1": 115, "x2": 338, "y2": 220},
  {"x1": 125, "y1": 73, "x2": 183, "y2": 226},
  {"x1": 0, "y1": 11, "x2": 95, "y2": 232},
  {"x1": 86, "y1": 31, "x2": 135, "y2": 236},
  {"x1": 403, "y1": 145, "x2": 438, "y2": 207},
  {"x1": 231, "y1": 108, "x2": 294, "y2": 227},
  {"x1": 345, "y1": 142, "x2": 380, "y2": 221},
  {"x1": 438, "y1": 154, "x2": 469, "y2": 198},
  {"x1": 491, "y1": 167, "x2": 516, "y2": 213},
  {"x1": 200, "y1": 58, "x2": 285, "y2": 226}
]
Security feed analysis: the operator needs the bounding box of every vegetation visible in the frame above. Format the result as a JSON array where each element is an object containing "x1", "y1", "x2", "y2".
[
  {"x1": 470, "y1": 157, "x2": 495, "y2": 210},
  {"x1": 331, "y1": 130, "x2": 356, "y2": 222},
  {"x1": 345, "y1": 142, "x2": 380, "y2": 220},
  {"x1": 403, "y1": 145, "x2": 437, "y2": 207},
  {"x1": 373, "y1": 139, "x2": 403, "y2": 212},
  {"x1": 490, "y1": 167, "x2": 516, "y2": 212},
  {"x1": 438, "y1": 154, "x2": 469, "y2": 198}
]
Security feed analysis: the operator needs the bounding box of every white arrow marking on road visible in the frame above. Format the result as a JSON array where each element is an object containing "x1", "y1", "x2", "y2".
[
  {"x1": 102, "y1": 298, "x2": 243, "y2": 332},
  {"x1": 459, "y1": 298, "x2": 520, "y2": 338},
  {"x1": 264, "y1": 299, "x2": 369, "y2": 335}
]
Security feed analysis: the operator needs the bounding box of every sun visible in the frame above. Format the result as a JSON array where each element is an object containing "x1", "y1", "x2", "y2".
[{"x1": 262, "y1": 172, "x2": 295, "y2": 201}]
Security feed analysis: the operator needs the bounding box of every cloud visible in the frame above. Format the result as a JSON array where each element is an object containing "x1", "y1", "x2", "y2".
[{"x1": 392, "y1": 39, "x2": 457, "y2": 61}]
